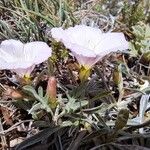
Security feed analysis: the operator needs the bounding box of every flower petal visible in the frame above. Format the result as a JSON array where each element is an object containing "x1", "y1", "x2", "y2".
[
  {"x1": 51, "y1": 27, "x2": 65, "y2": 42},
  {"x1": 72, "y1": 52, "x2": 101, "y2": 68},
  {"x1": 95, "y1": 33, "x2": 129, "y2": 55},
  {"x1": 12, "y1": 65, "x2": 35, "y2": 77},
  {"x1": 0, "y1": 48, "x2": 18, "y2": 63},
  {"x1": 51, "y1": 25, "x2": 103, "y2": 51},
  {"x1": 62, "y1": 25, "x2": 102, "y2": 45},
  {"x1": 64, "y1": 42, "x2": 96, "y2": 57},
  {"x1": 0, "y1": 57, "x2": 9, "y2": 69},
  {"x1": 0, "y1": 58, "x2": 33, "y2": 69},
  {"x1": 24, "y1": 41, "x2": 52, "y2": 64},
  {"x1": 0, "y1": 39, "x2": 24, "y2": 59},
  {"x1": 0, "y1": 57, "x2": 35, "y2": 77}
]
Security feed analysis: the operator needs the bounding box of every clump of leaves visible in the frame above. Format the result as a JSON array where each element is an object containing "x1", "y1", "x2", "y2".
[
  {"x1": 129, "y1": 23, "x2": 150, "y2": 59},
  {"x1": 120, "y1": 0, "x2": 145, "y2": 28},
  {"x1": 0, "y1": 0, "x2": 76, "y2": 42}
]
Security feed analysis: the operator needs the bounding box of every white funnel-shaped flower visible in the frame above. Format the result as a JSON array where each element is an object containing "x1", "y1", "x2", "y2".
[
  {"x1": 0, "y1": 39, "x2": 52, "y2": 77},
  {"x1": 51, "y1": 25, "x2": 129, "y2": 69}
]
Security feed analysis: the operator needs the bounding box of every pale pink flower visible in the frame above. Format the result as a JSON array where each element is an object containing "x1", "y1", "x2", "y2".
[
  {"x1": 0, "y1": 39, "x2": 52, "y2": 77},
  {"x1": 51, "y1": 25, "x2": 129, "y2": 68}
]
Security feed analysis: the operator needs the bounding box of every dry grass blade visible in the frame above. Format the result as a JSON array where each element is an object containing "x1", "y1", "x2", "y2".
[{"x1": 0, "y1": 119, "x2": 7, "y2": 149}]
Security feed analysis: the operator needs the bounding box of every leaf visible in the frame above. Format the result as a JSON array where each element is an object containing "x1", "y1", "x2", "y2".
[
  {"x1": 132, "y1": 24, "x2": 145, "y2": 38},
  {"x1": 91, "y1": 143, "x2": 150, "y2": 150},
  {"x1": 117, "y1": 99, "x2": 132, "y2": 110},
  {"x1": 59, "y1": 1, "x2": 66, "y2": 25},
  {"x1": 82, "y1": 103, "x2": 109, "y2": 114},
  {"x1": 67, "y1": 130, "x2": 87, "y2": 150},
  {"x1": 32, "y1": 121, "x2": 51, "y2": 128},
  {"x1": 113, "y1": 64, "x2": 124, "y2": 102},
  {"x1": 145, "y1": 24, "x2": 150, "y2": 38},
  {"x1": 139, "y1": 94, "x2": 150, "y2": 133},
  {"x1": 115, "y1": 109, "x2": 129, "y2": 131},
  {"x1": 23, "y1": 85, "x2": 53, "y2": 114},
  {"x1": 129, "y1": 42, "x2": 138, "y2": 57},
  {"x1": 15, "y1": 126, "x2": 61, "y2": 150},
  {"x1": 34, "y1": 0, "x2": 39, "y2": 13},
  {"x1": 70, "y1": 82, "x2": 87, "y2": 98},
  {"x1": 61, "y1": 121, "x2": 73, "y2": 127},
  {"x1": 16, "y1": 7, "x2": 55, "y2": 26},
  {"x1": 90, "y1": 91, "x2": 111, "y2": 102},
  {"x1": 13, "y1": 100, "x2": 33, "y2": 110},
  {"x1": 28, "y1": 102, "x2": 41, "y2": 114},
  {"x1": 38, "y1": 86, "x2": 44, "y2": 97},
  {"x1": 82, "y1": 129, "x2": 110, "y2": 144},
  {"x1": 65, "y1": 97, "x2": 88, "y2": 113}
]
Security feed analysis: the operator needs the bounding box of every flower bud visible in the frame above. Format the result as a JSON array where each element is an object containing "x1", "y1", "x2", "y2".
[
  {"x1": 115, "y1": 109, "x2": 129, "y2": 131},
  {"x1": 113, "y1": 66, "x2": 122, "y2": 86},
  {"x1": 46, "y1": 76, "x2": 57, "y2": 108}
]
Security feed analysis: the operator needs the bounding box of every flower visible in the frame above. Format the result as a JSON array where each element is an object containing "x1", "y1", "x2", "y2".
[
  {"x1": 51, "y1": 25, "x2": 129, "y2": 69},
  {"x1": 0, "y1": 39, "x2": 52, "y2": 77}
]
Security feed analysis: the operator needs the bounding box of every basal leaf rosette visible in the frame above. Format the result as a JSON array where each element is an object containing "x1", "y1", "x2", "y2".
[{"x1": 0, "y1": 39, "x2": 52, "y2": 80}]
